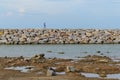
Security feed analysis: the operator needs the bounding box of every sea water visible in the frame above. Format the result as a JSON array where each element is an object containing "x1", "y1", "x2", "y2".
[{"x1": 0, "y1": 44, "x2": 120, "y2": 59}]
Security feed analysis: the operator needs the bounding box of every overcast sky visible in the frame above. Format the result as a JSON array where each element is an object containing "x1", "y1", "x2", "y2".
[{"x1": 0, "y1": 0, "x2": 120, "y2": 29}]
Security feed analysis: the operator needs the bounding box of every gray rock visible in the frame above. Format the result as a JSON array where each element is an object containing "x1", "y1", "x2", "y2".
[
  {"x1": 66, "y1": 66, "x2": 75, "y2": 72},
  {"x1": 47, "y1": 68, "x2": 56, "y2": 76}
]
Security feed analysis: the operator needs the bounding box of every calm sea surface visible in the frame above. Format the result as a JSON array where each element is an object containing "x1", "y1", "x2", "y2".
[{"x1": 0, "y1": 44, "x2": 120, "y2": 59}]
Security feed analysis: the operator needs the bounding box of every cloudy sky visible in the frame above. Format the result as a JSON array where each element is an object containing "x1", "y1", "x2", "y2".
[{"x1": 0, "y1": 0, "x2": 120, "y2": 29}]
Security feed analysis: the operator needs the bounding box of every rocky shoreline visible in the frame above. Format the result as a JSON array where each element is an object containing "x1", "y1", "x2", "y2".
[
  {"x1": 0, "y1": 29, "x2": 120, "y2": 44},
  {"x1": 0, "y1": 54, "x2": 120, "y2": 80}
]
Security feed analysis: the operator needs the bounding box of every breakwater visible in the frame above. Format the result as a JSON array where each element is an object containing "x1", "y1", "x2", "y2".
[{"x1": 0, "y1": 29, "x2": 120, "y2": 44}]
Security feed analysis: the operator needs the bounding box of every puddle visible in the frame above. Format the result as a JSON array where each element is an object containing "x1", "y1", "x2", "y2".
[
  {"x1": 111, "y1": 58, "x2": 120, "y2": 62},
  {"x1": 81, "y1": 72, "x2": 120, "y2": 79},
  {"x1": 107, "y1": 74, "x2": 120, "y2": 79},
  {"x1": 56, "y1": 72, "x2": 65, "y2": 75},
  {"x1": 81, "y1": 72, "x2": 99, "y2": 78},
  {"x1": 37, "y1": 72, "x2": 44, "y2": 74},
  {"x1": 5, "y1": 66, "x2": 34, "y2": 73},
  {"x1": 113, "y1": 59, "x2": 120, "y2": 62}
]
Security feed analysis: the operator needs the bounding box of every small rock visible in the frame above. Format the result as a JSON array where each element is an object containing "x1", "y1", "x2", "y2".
[
  {"x1": 47, "y1": 50, "x2": 52, "y2": 53},
  {"x1": 39, "y1": 54, "x2": 45, "y2": 58},
  {"x1": 18, "y1": 56, "x2": 24, "y2": 59},
  {"x1": 99, "y1": 71, "x2": 107, "y2": 78},
  {"x1": 47, "y1": 68, "x2": 56, "y2": 76},
  {"x1": 25, "y1": 66, "x2": 33, "y2": 69},
  {"x1": 97, "y1": 51, "x2": 101, "y2": 53},
  {"x1": 66, "y1": 66, "x2": 75, "y2": 72},
  {"x1": 58, "y1": 52, "x2": 64, "y2": 54}
]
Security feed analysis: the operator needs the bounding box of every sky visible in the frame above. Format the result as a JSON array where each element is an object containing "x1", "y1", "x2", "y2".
[{"x1": 0, "y1": 0, "x2": 120, "y2": 29}]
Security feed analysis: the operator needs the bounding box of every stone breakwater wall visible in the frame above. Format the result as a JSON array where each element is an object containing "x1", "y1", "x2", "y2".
[{"x1": 0, "y1": 29, "x2": 120, "y2": 44}]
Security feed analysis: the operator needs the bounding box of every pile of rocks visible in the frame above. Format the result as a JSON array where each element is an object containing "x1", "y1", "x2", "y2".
[
  {"x1": 0, "y1": 29, "x2": 120, "y2": 44},
  {"x1": 30, "y1": 54, "x2": 46, "y2": 63},
  {"x1": 82, "y1": 55, "x2": 112, "y2": 63}
]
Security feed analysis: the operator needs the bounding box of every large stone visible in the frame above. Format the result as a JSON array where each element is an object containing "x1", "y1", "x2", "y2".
[
  {"x1": 86, "y1": 32, "x2": 92, "y2": 37},
  {"x1": 0, "y1": 40, "x2": 7, "y2": 44},
  {"x1": 19, "y1": 38, "x2": 26, "y2": 42}
]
